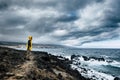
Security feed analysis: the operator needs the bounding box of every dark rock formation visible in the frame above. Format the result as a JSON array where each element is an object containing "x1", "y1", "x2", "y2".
[
  {"x1": 89, "y1": 57, "x2": 105, "y2": 61},
  {"x1": 114, "y1": 77, "x2": 120, "y2": 80},
  {"x1": 0, "y1": 46, "x2": 90, "y2": 80},
  {"x1": 71, "y1": 54, "x2": 105, "y2": 61}
]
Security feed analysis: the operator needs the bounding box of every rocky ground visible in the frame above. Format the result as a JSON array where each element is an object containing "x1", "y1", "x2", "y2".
[{"x1": 0, "y1": 46, "x2": 90, "y2": 80}]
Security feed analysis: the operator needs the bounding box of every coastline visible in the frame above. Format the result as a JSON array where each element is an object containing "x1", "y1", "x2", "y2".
[{"x1": 0, "y1": 46, "x2": 89, "y2": 80}]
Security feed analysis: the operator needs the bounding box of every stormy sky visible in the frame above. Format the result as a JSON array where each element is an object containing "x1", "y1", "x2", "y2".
[{"x1": 0, "y1": 0, "x2": 120, "y2": 48}]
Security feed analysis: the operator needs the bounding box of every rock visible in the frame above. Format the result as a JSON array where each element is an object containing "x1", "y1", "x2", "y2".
[
  {"x1": 43, "y1": 77, "x2": 52, "y2": 80},
  {"x1": 114, "y1": 77, "x2": 120, "y2": 80},
  {"x1": 15, "y1": 74, "x2": 24, "y2": 79},
  {"x1": 74, "y1": 62, "x2": 81, "y2": 65},
  {"x1": 82, "y1": 56, "x2": 89, "y2": 61},
  {"x1": 16, "y1": 65, "x2": 21, "y2": 68},
  {"x1": 71, "y1": 55, "x2": 78, "y2": 60},
  {"x1": 41, "y1": 56, "x2": 50, "y2": 62},
  {"x1": 6, "y1": 72, "x2": 14, "y2": 76},
  {"x1": 71, "y1": 69, "x2": 90, "y2": 80},
  {"x1": 32, "y1": 77, "x2": 37, "y2": 80},
  {"x1": 58, "y1": 73, "x2": 63, "y2": 80},
  {"x1": 97, "y1": 57, "x2": 105, "y2": 61},
  {"x1": 89, "y1": 57, "x2": 105, "y2": 61},
  {"x1": 0, "y1": 65, "x2": 8, "y2": 72}
]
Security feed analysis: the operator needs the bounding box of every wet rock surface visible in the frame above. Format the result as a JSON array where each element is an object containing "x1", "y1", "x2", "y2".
[
  {"x1": 71, "y1": 54, "x2": 105, "y2": 61},
  {"x1": 0, "y1": 47, "x2": 89, "y2": 80}
]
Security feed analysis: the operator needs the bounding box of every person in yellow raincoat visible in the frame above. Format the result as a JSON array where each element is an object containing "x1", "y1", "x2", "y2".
[{"x1": 26, "y1": 36, "x2": 32, "y2": 53}]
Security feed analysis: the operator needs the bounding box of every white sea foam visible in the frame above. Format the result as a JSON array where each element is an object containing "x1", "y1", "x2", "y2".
[
  {"x1": 73, "y1": 56, "x2": 120, "y2": 68},
  {"x1": 70, "y1": 56, "x2": 117, "y2": 80},
  {"x1": 71, "y1": 64, "x2": 114, "y2": 80},
  {"x1": 110, "y1": 61, "x2": 120, "y2": 68},
  {"x1": 65, "y1": 56, "x2": 71, "y2": 60}
]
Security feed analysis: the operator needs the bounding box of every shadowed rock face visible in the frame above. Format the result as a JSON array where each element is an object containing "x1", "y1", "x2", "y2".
[
  {"x1": 114, "y1": 77, "x2": 120, "y2": 80},
  {"x1": 0, "y1": 46, "x2": 89, "y2": 80}
]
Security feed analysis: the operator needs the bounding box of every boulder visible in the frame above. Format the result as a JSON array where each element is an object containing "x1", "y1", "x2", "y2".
[
  {"x1": 71, "y1": 55, "x2": 79, "y2": 60},
  {"x1": 82, "y1": 56, "x2": 89, "y2": 61},
  {"x1": 114, "y1": 77, "x2": 120, "y2": 80}
]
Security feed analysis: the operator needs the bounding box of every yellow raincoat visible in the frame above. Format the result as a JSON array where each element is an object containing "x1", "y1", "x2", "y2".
[{"x1": 26, "y1": 36, "x2": 32, "y2": 51}]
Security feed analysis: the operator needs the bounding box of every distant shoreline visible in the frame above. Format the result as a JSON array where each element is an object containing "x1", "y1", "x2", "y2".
[{"x1": 1, "y1": 41, "x2": 120, "y2": 49}]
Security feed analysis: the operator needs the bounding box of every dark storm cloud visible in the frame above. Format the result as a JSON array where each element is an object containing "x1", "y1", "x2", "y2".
[
  {"x1": 60, "y1": 0, "x2": 120, "y2": 45},
  {"x1": 56, "y1": 0, "x2": 104, "y2": 12},
  {"x1": 0, "y1": 1, "x2": 8, "y2": 10},
  {"x1": 63, "y1": 23, "x2": 119, "y2": 39},
  {"x1": 57, "y1": 12, "x2": 79, "y2": 22},
  {"x1": 8, "y1": 0, "x2": 104, "y2": 11},
  {"x1": 0, "y1": 14, "x2": 27, "y2": 27},
  {"x1": 0, "y1": 11, "x2": 28, "y2": 37},
  {"x1": 26, "y1": 17, "x2": 57, "y2": 35},
  {"x1": 0, "y1": 0, "x2": 120, "y2": 46}
]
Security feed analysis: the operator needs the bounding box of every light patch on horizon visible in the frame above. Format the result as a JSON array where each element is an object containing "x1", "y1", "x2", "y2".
[
  {"x1": 61, "y1": 39, "x2": 80, "y2": 46},
  {"x1": 80, "y1": 39, "x2": 120, "y2": 48}
]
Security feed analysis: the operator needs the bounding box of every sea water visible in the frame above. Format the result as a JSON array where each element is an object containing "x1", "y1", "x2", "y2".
[{"x1": 16, "y1": 47, "x2": 120, "y2": 80}]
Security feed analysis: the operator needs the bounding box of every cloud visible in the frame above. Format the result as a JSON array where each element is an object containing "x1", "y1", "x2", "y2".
[
  {"x1": 52, "y1": 29, "x2": 68, "y2": 37},
  {"x1": 60, "y1": 0, "x2": 120, "y2": 46},
  {"x1": 80, "y1": 39, "x2": 120, "y2": 48},
  {"x1": 0, "y1": 0, "x2": 120, "y2": 47},
  {"x1": 0, "y1": 0, "x2": 8, "y2": 10}
]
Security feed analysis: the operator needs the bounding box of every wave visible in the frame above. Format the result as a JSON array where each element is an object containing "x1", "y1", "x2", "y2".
[
  {"x1": 71, "y1": 64, "x2": 114, "y2": 80},
  {"x1": 71, "y1": 55, "x2": 120, "y2": 68},
  {"x1": 70, "y1": 55, "x2": 120, "y2": 80}
]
